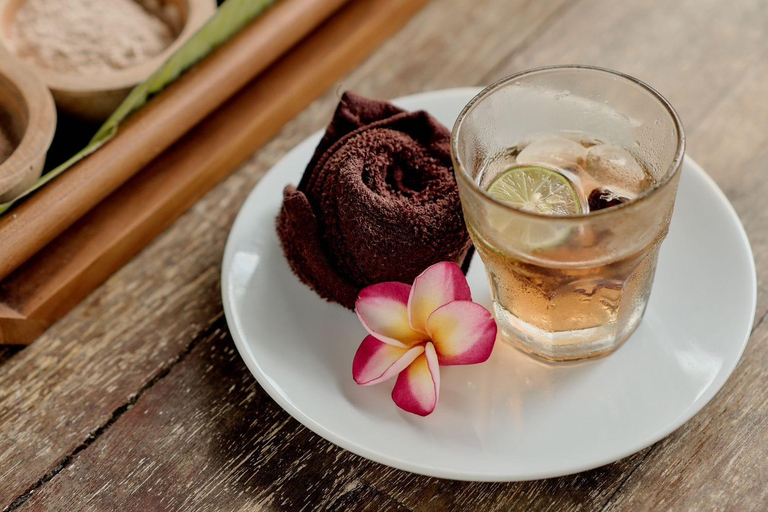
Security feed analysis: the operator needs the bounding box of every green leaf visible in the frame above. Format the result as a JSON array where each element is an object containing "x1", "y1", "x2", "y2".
[{"x1": 0, "y1": 0, "x2": 277, "y2": 216}]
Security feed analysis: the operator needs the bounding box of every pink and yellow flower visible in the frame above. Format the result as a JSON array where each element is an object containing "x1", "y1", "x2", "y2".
[{"x1": 353, "y1": 262, "x2": 497, "y2": 416}]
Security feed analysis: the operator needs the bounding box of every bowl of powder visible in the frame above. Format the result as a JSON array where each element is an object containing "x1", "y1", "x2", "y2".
[
  {"x1": 0, "y1": 0, "x2": 216, "y2": 120},
  {"x1": 0, "y1": 52, "x2": 55, "y2": 202}
]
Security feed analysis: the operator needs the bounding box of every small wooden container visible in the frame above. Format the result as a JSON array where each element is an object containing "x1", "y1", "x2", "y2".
[
  {"x1": 0, "y1": 0, "x2": 216, "y2": 121},
  {"x1": 0, "y1": 53, "x2": 55, "y2": 202}
]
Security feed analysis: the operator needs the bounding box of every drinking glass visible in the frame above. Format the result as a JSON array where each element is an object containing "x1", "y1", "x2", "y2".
[{"x1": 451, "y1": 66, "x2": 685, "y2": 361}]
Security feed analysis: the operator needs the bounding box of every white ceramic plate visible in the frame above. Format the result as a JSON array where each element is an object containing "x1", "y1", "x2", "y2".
[{"x1": 222, "y1": 88, "x2": 756, "y2": 481}]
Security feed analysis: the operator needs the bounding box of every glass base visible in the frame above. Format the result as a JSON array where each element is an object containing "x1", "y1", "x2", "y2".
[{"x1": 493, "y1": 302, "x2": 646, "y2": 362}]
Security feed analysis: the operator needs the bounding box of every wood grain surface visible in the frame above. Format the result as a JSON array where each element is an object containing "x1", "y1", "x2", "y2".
[{"x1": 2, "y1": 0, "x2": 767, "y2": 510}]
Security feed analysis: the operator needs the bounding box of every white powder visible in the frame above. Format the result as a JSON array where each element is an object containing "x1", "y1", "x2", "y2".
[{"x1": 7, "y1": 0, "x2": 177, "y2": 75}]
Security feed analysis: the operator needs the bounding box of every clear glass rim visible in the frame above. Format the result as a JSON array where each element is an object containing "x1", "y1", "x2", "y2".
[{"x1": 450, "y1": 65, "x2": 686, "y2": 220}]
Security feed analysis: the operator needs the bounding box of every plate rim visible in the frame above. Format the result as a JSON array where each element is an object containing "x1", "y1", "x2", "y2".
[{"x1": 221, "y1": 88, "x2": 757, "y2": 481}]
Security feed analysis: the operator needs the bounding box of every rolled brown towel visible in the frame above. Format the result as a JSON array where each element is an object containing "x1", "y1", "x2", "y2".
[{"x1": 277, "y1": 92, "x2": 473, "y2": 309}]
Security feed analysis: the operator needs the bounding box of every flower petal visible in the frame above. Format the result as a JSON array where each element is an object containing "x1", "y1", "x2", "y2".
[
  {"x1": 408, "y1": 262, "x2": 472, "y2": 333},
  {"x1": 356, "y1": 282, "x2": 427, "y2": 347},
  {"x1": 426, "y1": 301, "x2": 497, "y2": 365},
  {"x1": 353, "y1": 336, "x2": 425, "y2": 386},
  {"x1": 392, "y1": 342, "x2": 440, "y2": 416}
]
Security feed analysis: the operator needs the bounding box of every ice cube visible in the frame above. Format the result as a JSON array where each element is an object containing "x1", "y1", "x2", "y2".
[
  {"x1": 517, "y1": 135, "x2": 588, "y2": 170},
  {"x1": 585, "y1": 144, "x2": 647, "y2": 197}
]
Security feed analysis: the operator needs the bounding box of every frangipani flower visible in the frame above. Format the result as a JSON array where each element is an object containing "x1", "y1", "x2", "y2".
[{"x1": 353, "y1": 262, "x2": 497, "y2": 416}]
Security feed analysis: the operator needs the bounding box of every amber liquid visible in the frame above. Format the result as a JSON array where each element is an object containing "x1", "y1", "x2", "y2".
[
  {"x1": 472, "y1": 222, "x2": 660, "y2": 325},
  {"x1": 473, "y1": 134, "x2": 660, "y2": 360}
]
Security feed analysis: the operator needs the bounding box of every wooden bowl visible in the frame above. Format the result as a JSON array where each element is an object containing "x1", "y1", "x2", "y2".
[
  {"x1": 0, "y1": 52, "x2": 55, "y2": 202},
  {"x1": 0, "y1": 0, "x2": 216, "y2": 121}
]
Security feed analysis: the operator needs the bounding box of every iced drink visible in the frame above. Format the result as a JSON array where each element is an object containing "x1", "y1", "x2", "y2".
[{"x1": 452, "y1": 67, "x2": 685, "y2": 361}]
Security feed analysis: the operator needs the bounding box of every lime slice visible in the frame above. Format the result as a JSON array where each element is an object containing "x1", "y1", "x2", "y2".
[
  {"x1": 484, "y1": 166, "x2": 581, "y2": 251},
  {"x1": 487, "y1": 166, "x2": 582, "y2": 216}
]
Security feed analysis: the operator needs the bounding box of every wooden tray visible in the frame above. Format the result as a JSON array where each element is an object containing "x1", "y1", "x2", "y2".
[
  {"x1": 0, "y1": 0, "x2": 350, "y2": 281},
  {"x1": 0, "y1": 0, "x2": 429, "y2": 344}
]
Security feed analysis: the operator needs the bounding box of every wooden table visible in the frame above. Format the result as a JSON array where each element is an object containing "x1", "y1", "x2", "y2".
[{"x1": 2, "y1": 0, "x2": 767, "y2": 509}]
